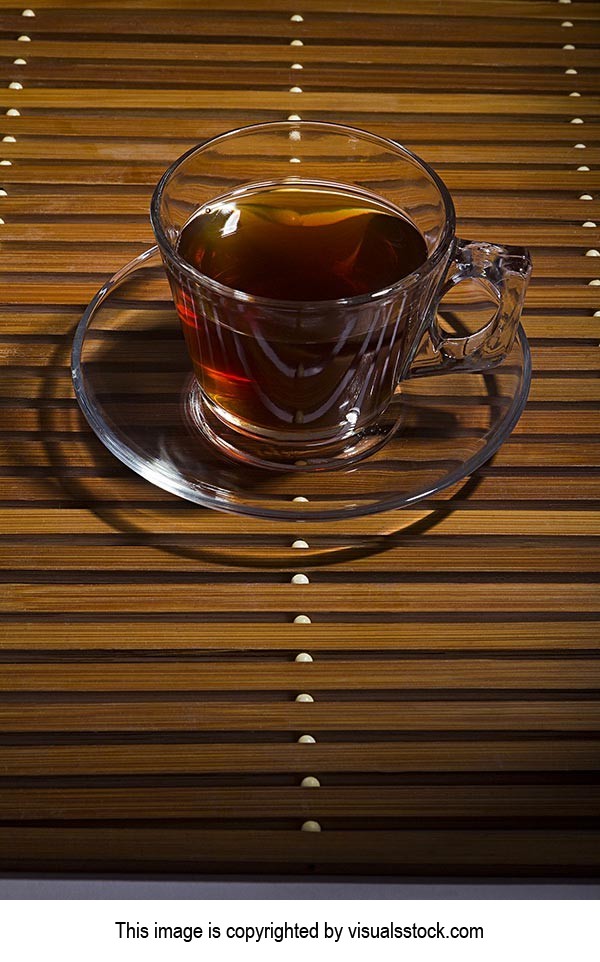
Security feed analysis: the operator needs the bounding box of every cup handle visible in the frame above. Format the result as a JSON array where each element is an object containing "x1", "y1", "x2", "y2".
[{"x1": 408, "y1": 237, "x2": 532, "y2": 377}]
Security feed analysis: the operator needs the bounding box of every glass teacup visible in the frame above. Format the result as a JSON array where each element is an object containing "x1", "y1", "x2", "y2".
[{"x1": 151, "y1": 121, "x2": 531, "y2": 470}]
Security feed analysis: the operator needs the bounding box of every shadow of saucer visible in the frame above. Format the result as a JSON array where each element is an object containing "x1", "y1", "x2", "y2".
[{"x1": 36, "y1": 320, "x2": 485, "y2": 572}]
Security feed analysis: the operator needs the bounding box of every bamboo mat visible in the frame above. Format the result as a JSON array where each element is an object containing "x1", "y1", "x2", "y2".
[{"x1": 0, "y1": 0, "x2": 599, "y2": 876}]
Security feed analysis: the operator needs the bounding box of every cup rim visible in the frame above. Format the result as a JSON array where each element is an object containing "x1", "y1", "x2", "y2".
[{"x1": 150, "y1": 120, "x2": 456, "y2": 310}]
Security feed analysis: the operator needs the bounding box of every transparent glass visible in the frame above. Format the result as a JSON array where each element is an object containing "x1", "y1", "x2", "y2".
[
  {"x1": 71, "y1": 248, "x2": 531, "y2": 521},
  {"x1": 150, "y1": 122, "x2": 532, "y2": 470}
]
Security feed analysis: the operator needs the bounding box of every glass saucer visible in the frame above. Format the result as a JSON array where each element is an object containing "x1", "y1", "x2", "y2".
[{"x1": 72, "y1": 247, "x2": 531, "y2": 522}]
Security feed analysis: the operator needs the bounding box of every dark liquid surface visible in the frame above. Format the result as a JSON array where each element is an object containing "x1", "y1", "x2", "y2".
[
  {"x1": 178, "y1": 183, "x2": 428, "y2": 301},
  {"x1": 174, "y1": 184, "x2": 428, "y2": 438}
]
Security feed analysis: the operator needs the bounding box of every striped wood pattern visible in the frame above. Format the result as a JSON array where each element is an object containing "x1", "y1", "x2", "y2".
[{"x1": 0, "y1": 0, "x2": 598, "y2": 875}]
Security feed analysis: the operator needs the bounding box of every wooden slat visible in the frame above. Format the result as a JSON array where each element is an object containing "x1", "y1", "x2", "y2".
[
  {"x1": 2, "y1": 659, "x2": 598, "y2": 691},
  {"x1": 1, "y1": 827, "x2": 598, "y2": 871},
  {"x1": 0, "y1": 700, "x2": 598, "y2": 733},
  {"x1": 1, "y1": 311, "x2": 598, "y2": 338},
  {"x1": 7, "y1": 58, "x2": 600, "y2": 92},
  {"x1": 1, "y1": 740, "x2": 597, "y2": 776},
  {"x1": 6, "y1": 72, "x2": 600, "y2": 97},
  {"x1": 7, "y1": 142, "x2": 600, "y2": 164},
  {"x1": 0, "y1": 376, "x2": 597, "y2": 403},
  {"x1": 2, "y1": 169, "x2": 598, "y2": 197},
  {"x1": 0, "y1": 507, "x2": 597, "y2": 537},
  {"x1": 1, "y1": 408, "x2": 599, "y2": 437},
  {"x1": 3, "y1": 116, "x2": 599, "y2": 142},
  {"x1": 0, "y1": 441, "x2": 597, "y2": 471},
  {"x1": 4, "y1": 282, "x2": 600, "y2": 309},
  {"x1": 5, "y1": 0, "x2": 598, "y2": 20},
  {"x1": 6, "y1": 90, "x2": 600, "y2": 115},
  {"x1": 6, "y1": 1, "x2": 600, "y2": 20},
  {"x1": 2, "y1": 785, "x2": 599, "y2": 821},
  {"x1": 3, "y1": 403, "x2": 599, "y2": 431},
  {"x1": 0, "y1": 474, "x2": 597, "y2": 504},
  {"x1": 0, "y1": 341, "x2": 597, "y2": 370},
  {"x1": 1, "y1": 194, "x2": 599, "y2": 226},
  {"x1": 2, "y1": 10, "x2": 600, "y2": 45},
  {"x1": 1, "y1": 622, "x2": 597, "y2": 652},
  {"x1": 1, "y1": 583, "x2": 597, "y2": 614},
  {"x1": 1, "y1": 41, "x2": 600, "y2": 69}
]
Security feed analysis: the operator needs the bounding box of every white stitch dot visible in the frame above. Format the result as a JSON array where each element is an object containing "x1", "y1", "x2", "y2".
[
  {"x1": 580, "y1": 194, "x2": 593, "y2": 200},
  {"x1": 289, "y1": 129, "x2": 301, "y2": 141},
  {"x1": 13, "y1": 59, "x2": 27, "y2": 65},
  {"x1": 17, "y1": 35, "x2": 31, "y2": 42},
  {"x1": 289, "y1": 156, "x2": 301, "y2": 163},
  {"x1": 574, "y1": 143, "x2": 586, "y2": 148},
  {"x1": 288, "y1": 114, "x2": 301, "y2": 121},
  {"x1": 300, "y1": 776, "x2": 320, "y2": 787},
  {"x1": 585, "y1": 250, "x2": 600, "y2": 257},
  {"x1": 293, "y1": 614, "x2": 312, "y2": 624},
  {"x1": 588, "y1": 279, "x2": 600, "y2": 286},
  {"x1": 0, "y1": 218, "x2": 4, "y2": 225},
  {"x1": 295, "y1": 693, "x2": 314, "y2": 703},
  {"x1": 558, "y1": 0, "x2": 572, "y2": 4},
  {"x1": 583, "y1": 222, "x2": 597, "y2": 227},
  {"x1": 2, "y1": 136, "x2": 16, "y2": 143},
  {"x1": 9, "y1": 82, "x2": 23, "y2": 90},
  {"x1": 295, "y1": 652, "x2": 313, "y2": 663},
  {"x1": 292, "y1": 496, "x2": 308, "y2": 502},
  {"x1": 569, "y1": 92, "x2": 581, "y2": 97},
  {"x1": 561, "y1": 21, "x2": 573, "y2": 27},
  {"x1": 571, "y1": 118, "x2": 584, "y2": 124},
  {"x1": 291, "y1": 63, "x2": 303, "y2": 70},
  {"x1": 301, "y1": 819, "x2": 321, "y2": 832},
  {"x1": 6, "y1": 109, "x2": 20, "y2": 117},
  {"x1": 562, "y1": 44, "x2": 575, "y2": 49},
  {"x1": 290, "y1": 14, "x2": 304, "y2": 22},
  {"x1": 594, "y1": 311, "x2": 600, "y2": 317},
  {"x1": 0, "y1": 190, "x2": 7, "y2": 197},
  {"x1": 565, "y1": 69, "x2": 578, "y2": 74},
  {"x1": 577, "y1": 166, "x2": 591, "y2": 172},
  {"x1": 292, "y1": 539, "x2": 309, "y2": 549},
  {"x1": 0, "y1": 161, "x2": 12, "y2": 166},
  {"x1": 297, "y1": 734, "x2": 316, "y2": 743},
  {"x1": 291, "y1": 573, "x2": 310, "y2": 585},
  {"x1": 21, "y1": 8, "x2": 35, "y2": 16},
  {"x1": 290, "y1": 39, "x2": 304, "y2": 46},
  {"x1": 289, "y1": 86, "x2": 303, "y2": 93}
]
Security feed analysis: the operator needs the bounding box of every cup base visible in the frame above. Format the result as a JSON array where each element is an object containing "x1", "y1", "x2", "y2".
[{"x1": 184, "y1": 378, "x2": 397, "y2": 472}]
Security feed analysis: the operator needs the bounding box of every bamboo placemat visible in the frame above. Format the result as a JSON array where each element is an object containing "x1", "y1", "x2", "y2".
[{"x1": 0, "y1": 0, "x2": 598, "y2": 876}]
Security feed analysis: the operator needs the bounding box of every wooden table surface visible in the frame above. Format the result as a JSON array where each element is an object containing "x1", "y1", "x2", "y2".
[{"x1": 0, "y1": 0, "x2": 599, "y2": 876}]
